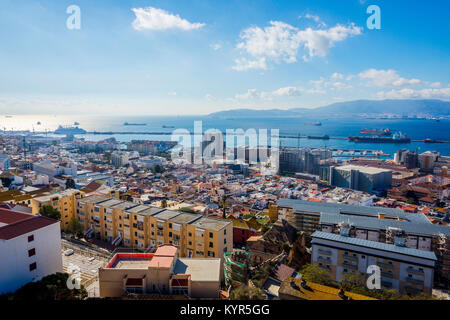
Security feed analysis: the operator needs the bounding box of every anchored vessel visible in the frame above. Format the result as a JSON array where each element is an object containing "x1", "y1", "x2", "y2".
[
  {"x1": 348, "y1": 132, "x2": 410, "y2": 144},
  {"x1": 54, "y1": 125, "x2": 86, "y2": 135}
]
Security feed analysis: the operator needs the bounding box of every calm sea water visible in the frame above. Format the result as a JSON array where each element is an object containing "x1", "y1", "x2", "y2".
[{"x1": 1, "y1": 115, "x2": 449, "y2": 157}]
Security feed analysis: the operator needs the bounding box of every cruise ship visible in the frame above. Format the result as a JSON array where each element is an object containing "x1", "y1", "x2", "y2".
[{"x1": 54, "y1": 125, "x2": 87, "y2": 135}]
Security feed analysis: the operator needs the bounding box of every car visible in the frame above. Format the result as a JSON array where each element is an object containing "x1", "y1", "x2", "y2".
[
  {"x1": 88, "y1": 257, "x2": 95, "y2": 262},
  {"x1": 64, "y1": 249, "x2": 74, "y2": 256}
]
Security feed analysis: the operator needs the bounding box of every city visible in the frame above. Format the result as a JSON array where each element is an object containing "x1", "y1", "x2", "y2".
[{"x1": 0, "y1": 0, "x2": 449, "y2": 314}]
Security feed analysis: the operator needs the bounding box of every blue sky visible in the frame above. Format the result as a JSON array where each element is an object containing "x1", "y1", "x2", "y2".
[{"x1": 0, "y1": 0, "x2": 449, "y2": 115}]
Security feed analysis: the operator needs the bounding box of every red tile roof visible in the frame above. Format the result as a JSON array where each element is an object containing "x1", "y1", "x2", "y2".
[{"x1": 0, "y1": 210, "x2": 59, "y2": 240}]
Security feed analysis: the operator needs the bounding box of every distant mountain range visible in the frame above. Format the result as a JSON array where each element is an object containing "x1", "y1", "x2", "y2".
[{"x1": 208, "y1": 99, "x2": 450, "y2": 118}]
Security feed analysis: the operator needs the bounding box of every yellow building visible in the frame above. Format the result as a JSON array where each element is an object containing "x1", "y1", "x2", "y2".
[
  {"x1": 30, "y1": 189, "x2": 85, "y2": 230},
  {"x1": 77, "y1": 195, "x2": 233, "y2": 260}
]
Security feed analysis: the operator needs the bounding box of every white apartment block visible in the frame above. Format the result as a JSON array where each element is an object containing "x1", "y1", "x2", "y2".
[{"x1": 0, "y1": 208, "x2": 62, "y2": 294}]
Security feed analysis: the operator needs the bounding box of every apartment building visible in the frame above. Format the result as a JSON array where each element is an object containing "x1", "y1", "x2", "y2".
[
  {"x1": 30, "y1": 189, "x2": 85, "y2": 230},
  {"x1": 98, "y1": 244, "x2": 221, "y2": 298},
  {"x1": 0, "y1": 208, "x2": 62, "y2": 294},
  {"x1": 311, "y1": 231, "x2": 436, "y2": 295},
  {"x1": 77, "y1": 195, "x2": 233, "y2": 260},
  {"x1": 277, "y1": 199, "x2": 450, "y2": 288}
]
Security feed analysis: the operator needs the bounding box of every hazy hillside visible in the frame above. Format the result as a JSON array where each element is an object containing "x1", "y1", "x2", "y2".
[{"x1": 208, "y1": 99, "x2": 450, "y2": 118}]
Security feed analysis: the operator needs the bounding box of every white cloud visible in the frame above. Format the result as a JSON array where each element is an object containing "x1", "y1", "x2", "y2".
[
  {"x1": 376, "y1": 87, "x2": 450, "y2": 100},
  {"x1": 331, "y1": 72, "x2": 344, "y2": 80},
  {"x1": 233, "y1": 21, "x2": 362, "y2": 70},
  {"x1": 211, "y1": 43, "x2": 222, "y2": 51},
  {"x1": 272, "y1": 86, "x2": 303, "y2": 97},
  {"x1": 332, "y1": 82, "x2": 353, "y2": 90},
  {"x1": 168, "y1": 91, "x2": 177, "y2": 96},
  {"x1": 430, "y1": 82, "x2": 442, "y2": 88},
  {"x1": 232, "y1": 57, "x2": 267, "y2": 71},
  {"x1": 205, "y1": 93, "x2": 215, "y2": 101},
  {"x1": 235, "y1": 89, "x2": 271, "y2": 100},
  {"x1": 358, "y1": 69, "x2": 423, "y2": 88},
  {"x1": 131, "y1": 7, "x2": 205, "y2": 31}
]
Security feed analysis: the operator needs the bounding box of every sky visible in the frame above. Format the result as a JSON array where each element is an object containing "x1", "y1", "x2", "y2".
[{"x1": 0, "y1": 0, "x2": 449, "y2": 115}]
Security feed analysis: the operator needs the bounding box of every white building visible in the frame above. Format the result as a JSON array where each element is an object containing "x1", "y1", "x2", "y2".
[
  {"x1": 0, "y1": 154, "x2": 10, "y2": 172},
  {"x1": 0, "y1": 208, "x2": 62, "y2": 294},
  {"x1": 33, "y1": 160, "x2": 77, "y2": 180}
]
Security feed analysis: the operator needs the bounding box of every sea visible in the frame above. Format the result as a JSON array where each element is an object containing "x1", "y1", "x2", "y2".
[{"x1": 1, "y1": 115, "x2": 450, "y2": 157}]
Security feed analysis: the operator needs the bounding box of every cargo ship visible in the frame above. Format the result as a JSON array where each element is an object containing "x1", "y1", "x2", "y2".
[
  {"x1": 124, "y1": 122, "x2": 147, "y2": 126},
  {"x1": 360, "y1": 128, "x2": 391, "y2": 136},
  {"x1": 424, "y1": 138, "x2": 444, "y2": 143},
  {"x1": 304, "y1": 121, "x2": 322, "y2": 126},
  {"x1": 348, "y1": 132, "x2": 410, "y2": 144},
  {"x1": 54, "y1": 125, "x2": 86, "y2": 135},
  {"x1": 307, "y1": 135, "x2": 329, "y2": 140}
]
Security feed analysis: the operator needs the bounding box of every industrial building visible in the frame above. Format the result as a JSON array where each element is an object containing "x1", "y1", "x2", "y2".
[{"x1": 329, "y1": 164, "x2": 392, "y2": 193}]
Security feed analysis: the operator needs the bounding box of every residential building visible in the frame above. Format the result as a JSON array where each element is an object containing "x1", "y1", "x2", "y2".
[
  {"x1": 77, "y1": 195, "x2": 233, "y2": 260},
  {"x1": 98, "y1": 244, "x2": 221, "y2": 298},
  {"x1": 30, "y1": 189, "x2": 85, "y2": 230},
  {"x1": 0, "y1": 208, "x2": 62, "y2": 294},
  {"x1": 0, "y1": 154, "x2": 10, "y2": 172},
  {"x1": 311, "y1": 231, "x2": 436, "y2": 295},
  {"x1": 329, "y1": 165, "x2": 392, "y2": 193}
]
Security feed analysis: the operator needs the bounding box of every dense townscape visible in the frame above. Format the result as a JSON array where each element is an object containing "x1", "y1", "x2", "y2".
[{"x1": 0, "y1": 132, "x2": 449, "y2": 300}]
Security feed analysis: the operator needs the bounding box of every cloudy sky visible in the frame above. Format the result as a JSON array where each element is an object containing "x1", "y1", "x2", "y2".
[{"x1": 0, "y1": 0, "x2": 449, "y2": 115}]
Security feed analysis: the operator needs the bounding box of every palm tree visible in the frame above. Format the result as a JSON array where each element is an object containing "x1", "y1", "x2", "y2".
[{"x1": 221, "y1": 195, "x2": 227, "y2": 219}]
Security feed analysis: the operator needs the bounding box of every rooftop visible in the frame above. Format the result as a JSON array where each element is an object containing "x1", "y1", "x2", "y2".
[
  {"x1": 175, "y1": 258, "x2": 221, "y2": 282},
  {"x1": 311, "y1": 231, "x2": 437, "y2": 261},
  {"x1": 191, "y1": 216, "x2": 231, "y2": 231},
  {"x1": 336, "y1": 164, "x2": 392, "y2": 175}
]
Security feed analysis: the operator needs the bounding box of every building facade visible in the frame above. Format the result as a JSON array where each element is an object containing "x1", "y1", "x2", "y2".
[{"x1": 0, "y1": 208, "x2": 62, "y2": 294}]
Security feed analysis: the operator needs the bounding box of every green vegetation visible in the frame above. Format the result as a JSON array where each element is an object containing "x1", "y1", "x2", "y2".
[
  {"x1": 161, "y1": 199, "x2": 167, "y2": 208},
  {"x1": 300, "y1": 264, "x2": 438, "y2": 300},
  {"x1": 229, "y1": 285, "x2": 265, "y2": 300},
  {"x1": 0, "y1": 273, "x2": 87, "y2": 300},
  {"x1": 39, "y1": 205, "x2": 61, "y2": 220},
  {"x1": 67, "y1": 217, "x2": 84, "y2": 238},
  {"x1": 65, "y1": 178, "x2": 76, "y2": 189},
  {"x1": 151, "y1": 164, "x2": 163, "y2": 174}
]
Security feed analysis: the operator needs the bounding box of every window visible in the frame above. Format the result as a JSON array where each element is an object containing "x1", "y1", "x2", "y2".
[
  {"x1": 169, "y1": 223, "x2": 172, "y2": 229},
  {"x1": 224, "y1": 229, "x2": 226, "y2": 235},
  {"x1": 209, "y1": 242, "x2": 213, "y2": 248},
  {"x1": 188, "y1": 232, "x2": 192, "y2": 237},
  {"x1": 209, "y1": 232, "x2": 213, "y2": 238},
  {"x1": 189, "y1": 241, "x2": 192, "y2": 245},
  {"x1": 134, "y1": 216, "x2": 137, "y2": 221},
  {"x1": 151, "y1": 224, "x2": 154, "y2": 228},
  {"x1": 362, "y1": 255, "x2": 366, "y2": 259},
  {"x1": 28, "y1": 235, "x2": 34, "y2": 242},
  {"x1": 169, "y1": 232, "x2": 172, "y2": 237},
  {"x1": 134, "y1": 232, "x2": 137, "y2": 236},
  {"x1": 29, "y1": 262, "x2": 37, "y2": 271},
  {"x1": 224, "y1": 239, "x2": 227, "y2": 244},
  {"x1": 28, "y1": 248, "x2": 36, "y2": 257}
]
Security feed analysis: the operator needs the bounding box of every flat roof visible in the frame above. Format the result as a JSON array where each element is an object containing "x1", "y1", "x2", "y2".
[
  {"x1": 137, "y1": 207, "x2": 166, "y2": 217},
  {"x1": 111, "y1": 201, "x2": 140, "y2": 211},
  {"x1": 99, "y1": 199, "x2": 124, "y2": 208},
  {"x1": 170, "y1": 213, "x2": 202, "y2": 225},
  {"x1": 153, "y1": 210, "x2": 182, "y2": 221},
  {"x1": 175, "y1": 258, "x2": 221, "y2": 282},
  {"x1": 277, "y1": 199, "x2": 427, "y2": 223},
  {"x1": 127, "y1": 205, "x2": 152, "y2": 213},
  {"x1": 311, "y1": 231, "x2": 437, "y2": 261},
  {"x1": 78, "y1": 194, "x2": 110, "y2": 204},
  {"x1": 336, "y1": 164, "x2": 392, "y2": 174},
  {"x1": 190, "y1": 216, "x2": 231, "y2": 231},
  {"x1": 320, "y1": 212, "x2": 450, "y2": 237}
]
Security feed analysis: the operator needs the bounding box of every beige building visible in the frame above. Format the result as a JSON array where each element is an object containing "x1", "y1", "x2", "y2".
[
  {"x1": 77, "y1": 195, "x2": 233, "y2": 260},
  {"x1": 98, "y1": 244, "x2": 221, "y2": 298},
  {"x1": 30, "y1": 189, "x2": 85, "y2": 230},
  {"x1": 311, "y1": 231, "x2": 436, "y2": 295}
]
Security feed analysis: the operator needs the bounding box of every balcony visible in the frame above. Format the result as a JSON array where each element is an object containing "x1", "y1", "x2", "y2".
[
  {"x1": 317, "y1": 256, "x2": 331, "y2": 264},
  {"x1": 406, "y1": 277, "x2": 424, "y2": 285},
  {"x1": 381, "y1": 271, "x2": 394, "y2": 279},
  {"x1": 406, "y1": 267, "x2": 424, "y2": 276},
  {"x1": 343, "y1": 261, "x2": 357, "y2": 270},
  {"x1": 318, "y1": 249, "x2": 332, "y2": 256},
  {"x1": 343, "y1": 253, "x2": 358, "y2": 261},
  {"x1": 377, "y1": 261, "x2": 393, "y2": 269}
]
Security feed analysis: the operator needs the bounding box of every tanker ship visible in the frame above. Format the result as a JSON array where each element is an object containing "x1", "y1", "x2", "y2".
[{"x1": 348, "y1": 132, "x2": 410, "y2": 144}]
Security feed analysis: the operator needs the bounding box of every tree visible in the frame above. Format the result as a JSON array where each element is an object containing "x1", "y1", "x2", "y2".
[
  {"x1": 39, "y1": 205, "x2": 61, "y2": 220},
  {"x1": 0, "y1": 273, "x2": 87, "y2": 300},
  {"x1": 151, "y1": 165, "x2": 162, "y2": 174},
  {"x1": 229, "y1": 285, "x2": 265, "y2": 300},
  {"x1": 281, "y1": 242, "x2": 290, "y2": 253},
  {"x1": 220, "y1": 195, "x2": 227, "y2": 219},
  {"x1": 300, "y1": 264, "x2": 335, "y2": 287},
  {"x1": 67, "y1": 217, "x2": 84, "y2": 238},
  {"x1": 161, "y1": 199, "x2": 167, "y2": 208},
  {"x1": 65, "y1": 178, "x2": 76, "y2": 189}
]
